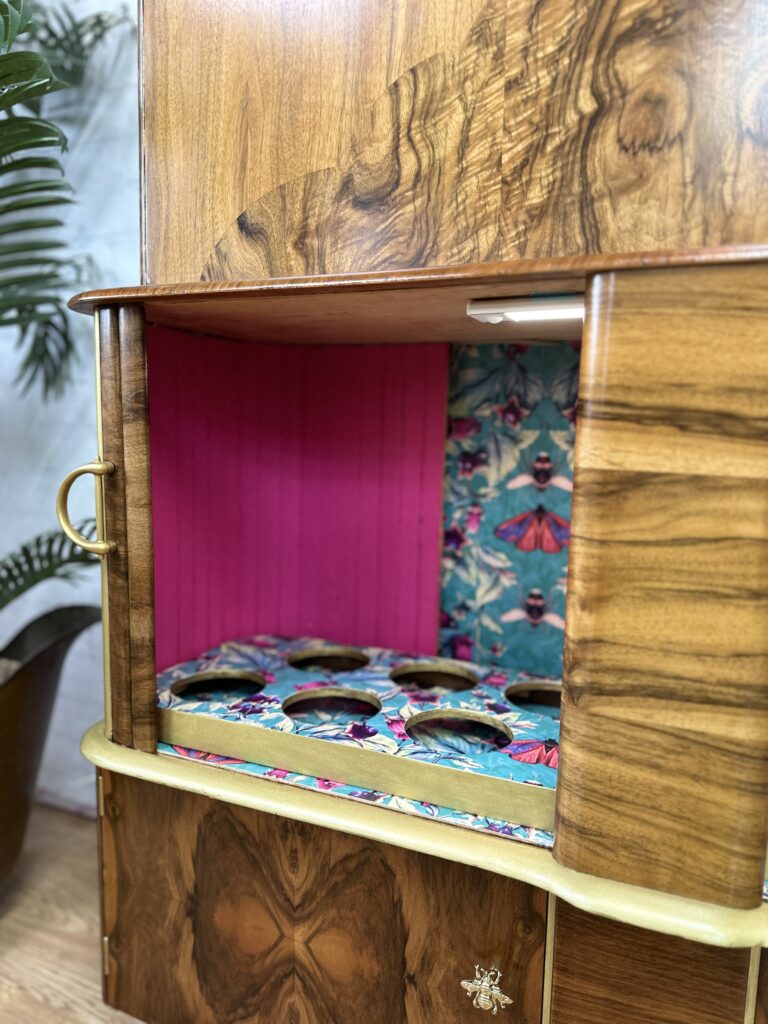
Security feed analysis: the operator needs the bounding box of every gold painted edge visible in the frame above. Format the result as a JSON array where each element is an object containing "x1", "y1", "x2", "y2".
[
  {"x1": 158, "y1": 706, "x2": 555, "y2": 830},
  {"x1": 93, "y1": 313, "x2": 112, "y2": 740},
  {"x1": 541, "y1": 893, "x2": 556, "y2": 1024},
  {"x1": 82, "y1": 722, "x2": 768, "y2": 950},
  {"x1": 744, "y1": 946, "x2": 761, "y2": 1024}
]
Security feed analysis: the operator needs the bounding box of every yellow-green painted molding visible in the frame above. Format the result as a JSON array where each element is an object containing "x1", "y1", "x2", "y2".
[{"x1": 82, "y1": 721, "x2": 768, "y2": 950}]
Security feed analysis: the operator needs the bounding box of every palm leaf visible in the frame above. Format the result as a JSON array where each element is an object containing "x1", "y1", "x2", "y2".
[
  {"x1": 0, "y1": 49, "x2": 66, "y2": 110},
  {"x1": 0, "y1": 1, "x2": 126, "y2": 397},
  {"x1": 0, "y1": 1, "x2": 32, "y2": 53},
  {"x1": 0, "y1": 519, "x2": 99, "y2": 610}
]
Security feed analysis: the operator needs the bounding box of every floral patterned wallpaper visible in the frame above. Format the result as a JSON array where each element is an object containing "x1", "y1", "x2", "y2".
[{"x1": 440, "y1": 342, "x2": 580, "y2": 678}]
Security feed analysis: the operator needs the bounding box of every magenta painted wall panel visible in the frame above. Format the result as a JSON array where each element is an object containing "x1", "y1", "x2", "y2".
[{"x1": 146, "y1": 326, "x2": 449, "y2": 671}]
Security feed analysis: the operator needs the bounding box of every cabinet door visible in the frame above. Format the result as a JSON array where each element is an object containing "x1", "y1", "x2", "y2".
[
  {"x1": 549, "y1": 900, "x2": 756, "y2": 1024},
  {"x1": 99, "y1": 770, "x2": 547, "y2": 1024}
]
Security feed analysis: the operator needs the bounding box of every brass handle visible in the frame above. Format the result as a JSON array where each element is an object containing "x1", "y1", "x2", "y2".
[{"x1": 56, "y1": 460, "x2": 116, "y2": 557}]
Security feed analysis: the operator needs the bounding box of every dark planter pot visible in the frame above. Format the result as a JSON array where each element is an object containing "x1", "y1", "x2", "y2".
[{"x1": 0, "y1": 604, "x2": 101, "y2": 882}]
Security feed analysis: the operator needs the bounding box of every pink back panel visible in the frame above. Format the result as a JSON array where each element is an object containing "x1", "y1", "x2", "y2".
[{"x1": 147, "y1": 326, "x2": 449, "y2": 670}]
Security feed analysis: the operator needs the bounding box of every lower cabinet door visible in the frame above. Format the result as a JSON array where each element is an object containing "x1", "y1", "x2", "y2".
[
  {"x1": 549, "y1": 900, "x2": 757, "y2": 1024},
  {"x1": 99, "y1": 771, "x2": 547, "y2": 1024}
]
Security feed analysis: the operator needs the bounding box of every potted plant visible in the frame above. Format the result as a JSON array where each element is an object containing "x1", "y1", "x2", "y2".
[{"x1": 0, "y1": 0, "x2": 128, "y2": 881}]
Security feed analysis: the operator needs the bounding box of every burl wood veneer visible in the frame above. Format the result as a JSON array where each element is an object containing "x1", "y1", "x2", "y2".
[
  {"x1": 555, "y1": 263, "x2": 768, "y2": 908},
  {"x1": 549, "y1": 900, "x2": 755, "y2": 1024},
  {"x1": 99, "y1": 771, "x2": 547, "y2": 1024},
  {"x1": 141, "y1": 0, "x2": 768, "y2": 284}
]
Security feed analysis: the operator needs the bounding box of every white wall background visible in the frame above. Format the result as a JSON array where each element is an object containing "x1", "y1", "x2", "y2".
[{"x1": 0, "y1": 3, "x2": 140, "y2": 816}]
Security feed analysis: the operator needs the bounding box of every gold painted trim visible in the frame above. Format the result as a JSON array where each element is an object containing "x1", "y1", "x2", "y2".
[
  {"x1": 282, "y1": 687, "x2": 382, "y2": 715},
  {"x1": 744, "y1": 946, "x2": 761, "y2": 1024},
  {"x1": 169, "y1": 668, "x2": 268, "y2": 698},
  {"x1": 286, "y1": 645, "x2": 370, "y2": 671},
  {"x1": 404, "y1": 707, "x2": 514, "y2": 743},
  {"x1": 93, "y1": 314, "x2": 112, "y2": 739},
  {"x1": 390, "y1": 659, "x2": 479, "y2": 691},
  {"x1": 82, "y1": 722, "x2": 768, "y2": 950},
  {"x1": 158, "y1": 706, "x2": 555, "y2": 830},
  {"x1": 541, "y1": 893, "x2": 556, "y2": 1024}
]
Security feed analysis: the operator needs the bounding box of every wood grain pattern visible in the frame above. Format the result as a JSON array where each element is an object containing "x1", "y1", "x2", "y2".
[
  {"x1": 98, "y1": 308, "x2": 132, "y2": 747},
  {"x1": 549, "y1": 900, "x2": 754, "y2": 1024},
  {"x1": 502, "y1": 0, "x2": 768, "y2": 258},
  {"x1": 70, "y1": 246, "x2": 768, "y2": 317},
  {"x1": 100, "y1": 770, "x2": 547, "y2": 1024},
  {"x1": 141, "y1": 1, "x2": 768, "y2": 283},
  {"x1": 554, "y1": 265, "x2": 768, "y2": 908},
  {"x1": 98, "y1": 307, "x2": 157, "y2": 752},
  {"x1": 116, "y1": 307, "x2": 157, "y2": 752}
]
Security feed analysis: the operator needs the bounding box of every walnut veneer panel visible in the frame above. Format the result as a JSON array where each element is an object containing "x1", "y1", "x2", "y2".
[
  {"x1": 141, "y1": 0, "x2": 768, "y2": 283},
  {"x1": 98, "y1": 308, "x2": 132, "y2": 747},
  {"x1": 554, "y1": 265, "x2": 768, "y2": 908},
  {"x1": 550, "y1": 900, "x2": 754, "y2": 1024},
  {"x1": 99, "y1": 771, "x2": 546, "y2": 1024},
  {"x1": 98, "y1": 308, "x2": 157, "y2": 752}
]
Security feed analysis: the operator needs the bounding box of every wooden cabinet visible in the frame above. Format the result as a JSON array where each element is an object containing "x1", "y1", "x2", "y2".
[
  {"x1": 99, "y1": 771, "x2": 547, "y2": 1024},
  {"x1": 56, "y1": 1, "x2": 768, "y2": 1021}
]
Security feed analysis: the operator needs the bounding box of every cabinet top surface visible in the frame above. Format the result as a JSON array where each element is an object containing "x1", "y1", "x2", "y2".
[{"x1": 70, "y1": 246, "x2": 768, "y2": 346}]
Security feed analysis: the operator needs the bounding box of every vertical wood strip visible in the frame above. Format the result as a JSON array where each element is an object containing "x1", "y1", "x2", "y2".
[
  {"x1": 118, "y1": 306, "x2": 157, "y2": 751},
  {"x1": 98, "y1": 307, "x2": 132, "y2": 747},
  {"x1": 554, "y1": 265, "x2": 768, "y2": 908}
]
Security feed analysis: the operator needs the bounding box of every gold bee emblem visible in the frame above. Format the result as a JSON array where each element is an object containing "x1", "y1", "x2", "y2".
[{"x1": 460, "y1": 964, "x2": 513, "y2": 1014}]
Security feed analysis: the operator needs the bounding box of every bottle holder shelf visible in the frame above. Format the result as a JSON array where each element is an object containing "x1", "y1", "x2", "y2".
[{"x1": 157, "y1": 635, "x2": 560, "y2": 829}]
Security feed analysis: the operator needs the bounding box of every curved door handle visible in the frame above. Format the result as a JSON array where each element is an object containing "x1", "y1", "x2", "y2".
[{"x1": 56, "y1": 460, "x2": 116, "y2": 557}]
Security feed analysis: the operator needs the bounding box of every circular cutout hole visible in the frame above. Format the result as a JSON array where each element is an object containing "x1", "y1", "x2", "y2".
[
  {"x1": 404, "y1": 708, "x2": 512, "y2": 753},
  {"x1": 282, "y1": 687, "x2": 381, "y2": 726},
  {"x1": 287, "y1": 646, "x2": 370, "y2": 673},
  {"x1": 170, "y1": 669, "x2": 267, "y2": 700},
  {"x1": 505, "y1": 680, "x2": 562, "y2": 714},
  {"x1": 390, "y1": 660, "x2": 478, "y2": 692}
]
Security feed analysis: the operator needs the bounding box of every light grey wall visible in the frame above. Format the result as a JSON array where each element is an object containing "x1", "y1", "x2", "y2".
[{"x1": 0, "y1": 4, "x2": 140, "y2": 816}]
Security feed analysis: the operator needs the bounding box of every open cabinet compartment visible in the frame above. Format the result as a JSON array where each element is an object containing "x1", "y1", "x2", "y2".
[
  {"x1": 138, "y1": 280, "x2": 583, "y2": 832},
  {"x1": 74, "y1": 251, "x2": 768, "y2": 921}
]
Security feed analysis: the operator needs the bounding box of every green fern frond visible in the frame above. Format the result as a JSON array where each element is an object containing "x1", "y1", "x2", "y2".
[{"x1": 0, "y1": 519, "x2": 99, "y2": 610}]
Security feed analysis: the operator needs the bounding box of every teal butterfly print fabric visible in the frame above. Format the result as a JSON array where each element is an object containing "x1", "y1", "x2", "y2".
[{"x1": 440, "y1": 342, "x2": 580, "y2": 678}]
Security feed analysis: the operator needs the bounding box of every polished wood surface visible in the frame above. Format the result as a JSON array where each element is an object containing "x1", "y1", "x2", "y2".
[
  {"x1": 555, "y1": 264, "x2": 768, "y2": 908},
  {"x1": 100, "y1": 770, "x2": 547, "y2": 1024},
  {"x1": 70, "y1": 249, "x2": 768, "y2": 348},
  {"x1": 549, "y1": 900, "x2": 755, "y2": 1024},
  {"x1": 99, "y1": 307, "x2": 157, "y2": 752},
  {"x1": 141, "y1": 0, "x2": 768, "y2": 283},
  {"x1": 116, "y1": 308, "x2": 156, "y2": 752},
  {"x1": 0, "y1": 804, "x2": 133, "y2": 1023},
  {"x1": 502, "y1": 0, "x2": 768, "y2": 260},
  {"x1": 98, "y1": 308, "x2": 132, "y2": 747}
]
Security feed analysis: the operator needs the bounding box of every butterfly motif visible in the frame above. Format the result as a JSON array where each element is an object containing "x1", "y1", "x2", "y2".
[
  {"x1": 494, "y1": 505, "x2": 570, "y2": 553},
  {"x1": 506, "y1": 739, "x2": 559, "y2": 768}
]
